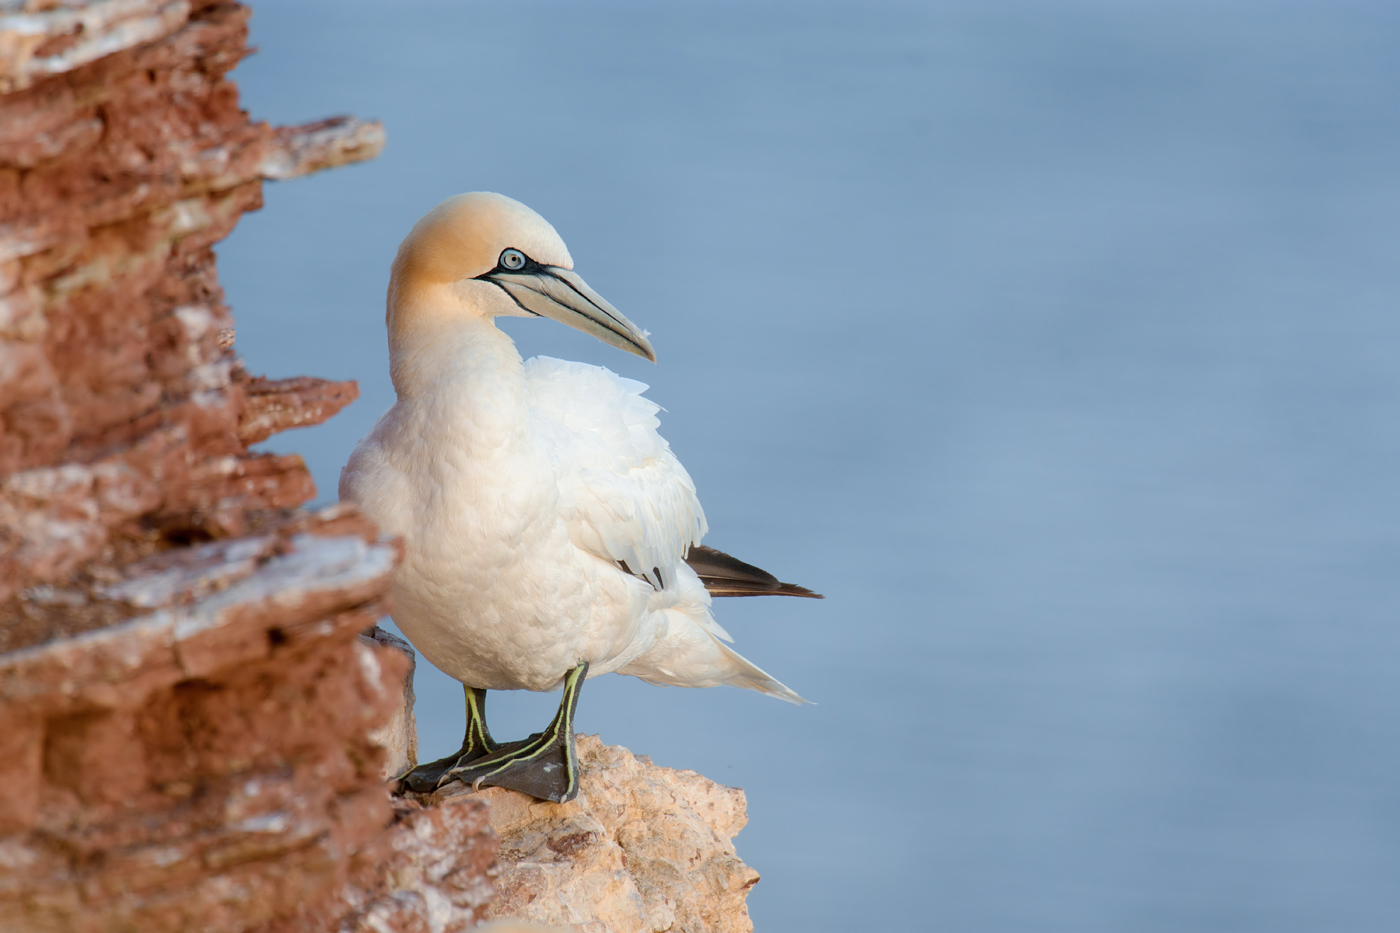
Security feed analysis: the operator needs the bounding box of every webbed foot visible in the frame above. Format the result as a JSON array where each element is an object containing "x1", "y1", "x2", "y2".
[
  {"x1": 439, "y1": 662, "x2": 588, "y2": 803},
  {"x1": 400, "y1": 684, "x2": 496, "y2": 793}
]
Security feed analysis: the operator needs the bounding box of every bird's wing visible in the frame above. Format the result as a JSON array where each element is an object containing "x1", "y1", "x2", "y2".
[{"x1": 525, "y1": 356, "x2": 707, "y2": 589}]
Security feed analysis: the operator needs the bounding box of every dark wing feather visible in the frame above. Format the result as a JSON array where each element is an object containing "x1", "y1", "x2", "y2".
[{"x1": 684, "y1": 544, "x2": 823, "y2": 599}]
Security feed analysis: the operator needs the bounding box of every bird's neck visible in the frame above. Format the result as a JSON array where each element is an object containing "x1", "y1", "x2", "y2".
[{"x1": 388, "y1": 301, "x2": 528, "y2": 426}]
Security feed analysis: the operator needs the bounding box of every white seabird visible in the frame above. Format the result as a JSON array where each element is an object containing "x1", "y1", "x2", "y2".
[{"x1": 340, "y1": 192, "x2": 819, "y2": 802}]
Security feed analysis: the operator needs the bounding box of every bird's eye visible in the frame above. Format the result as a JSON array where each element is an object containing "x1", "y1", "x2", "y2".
[{"x1": 500, "y1": 249, "x2": 526, "y2": 271}]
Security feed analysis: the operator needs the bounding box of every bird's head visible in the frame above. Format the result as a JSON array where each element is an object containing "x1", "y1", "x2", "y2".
[{"x1": 386, "y1": 191, "x2": 656, "y2": 362}]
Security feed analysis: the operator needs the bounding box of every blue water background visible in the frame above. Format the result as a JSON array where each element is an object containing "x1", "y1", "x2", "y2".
[{"x1": 217, "y1": 3, "x2": 1400, "y2": 930}]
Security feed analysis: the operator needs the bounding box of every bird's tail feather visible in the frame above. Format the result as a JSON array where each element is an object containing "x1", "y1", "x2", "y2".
[
  {"x1": 714, "y1": 639, "x2": 808, "y2": 704},
  {"x1": 620, "y1": 625, "x2": 808, "y2": 705}
]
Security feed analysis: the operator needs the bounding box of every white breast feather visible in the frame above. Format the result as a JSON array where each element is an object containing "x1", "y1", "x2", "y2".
[{"x1": 524, "y1": 356, "x2": 708, "y2": 591}]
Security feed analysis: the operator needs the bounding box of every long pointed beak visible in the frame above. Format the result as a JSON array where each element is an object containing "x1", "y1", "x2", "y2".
[{"x1": 484, "y1": 266, "x2": 656, "y2": 362}]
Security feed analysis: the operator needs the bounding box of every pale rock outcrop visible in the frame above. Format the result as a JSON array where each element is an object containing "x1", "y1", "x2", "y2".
[
  {"x1": 412, "y1": 736, "x2": 761, "y2": 933},
  {"x1": 361, "y1": 624, "x2": 418, "y2": 780}
]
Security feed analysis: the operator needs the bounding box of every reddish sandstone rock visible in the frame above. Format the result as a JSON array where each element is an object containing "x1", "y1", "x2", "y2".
[
  {"x1": 0, "y1": 4, "x2": 461, "y2": 932},
  {"x1": 0, "y1": 0, "x2": 381, "y2": 605}
]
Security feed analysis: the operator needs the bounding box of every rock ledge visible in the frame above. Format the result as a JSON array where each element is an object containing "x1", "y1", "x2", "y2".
[{"x1": 409, "y1": 735, "x2": 760, "y2": 933}]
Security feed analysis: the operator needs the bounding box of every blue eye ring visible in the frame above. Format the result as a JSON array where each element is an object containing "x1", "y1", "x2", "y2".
[{"x1": 500, "y1": 248, "x2": 526, "y2": 271}]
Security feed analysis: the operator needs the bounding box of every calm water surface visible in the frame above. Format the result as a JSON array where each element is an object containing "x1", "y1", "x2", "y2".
[{"x1": 218, "y1": 3, "x2": 1400, "y2": 930}]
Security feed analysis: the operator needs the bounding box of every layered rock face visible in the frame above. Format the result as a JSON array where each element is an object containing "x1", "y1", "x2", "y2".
[
  {"x1": 0, "y1": 3, "x2": 496, "y2": 930},
  {"x1": 1, "y1": 5, "x2": 763, "y2": 932},
  {"x1": 0, "y1": 0, "x2": 380, "y2": 608}
]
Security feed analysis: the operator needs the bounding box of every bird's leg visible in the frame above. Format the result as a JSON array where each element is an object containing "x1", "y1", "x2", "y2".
[
  {"x1": 438, "y1": 661, "x2": 589, "y2": 804},
  {"x1": 400, "y1": 684, "x2": 498, "y2": 793}
]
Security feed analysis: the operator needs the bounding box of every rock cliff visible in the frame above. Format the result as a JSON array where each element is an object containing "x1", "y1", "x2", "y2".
[
  {"x1": 0, "y1": 2, "x2": 482, "y2": 929},
  {"x1": 0, "y1": 4, "x2": 761, "y2": 932}
]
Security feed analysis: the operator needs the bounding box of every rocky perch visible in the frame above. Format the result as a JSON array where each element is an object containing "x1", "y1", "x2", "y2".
[
  {"x1": 410, "y1": 737, "x2": 760, "y2": 933},
  {"x1": 1, "y1": 3, "x2": 760, "y2": 931}
]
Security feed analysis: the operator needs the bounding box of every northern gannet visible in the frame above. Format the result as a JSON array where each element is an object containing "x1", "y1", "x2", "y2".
[{"x1": 340, "y1": 192, "x2": 819, "y2": 802}]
